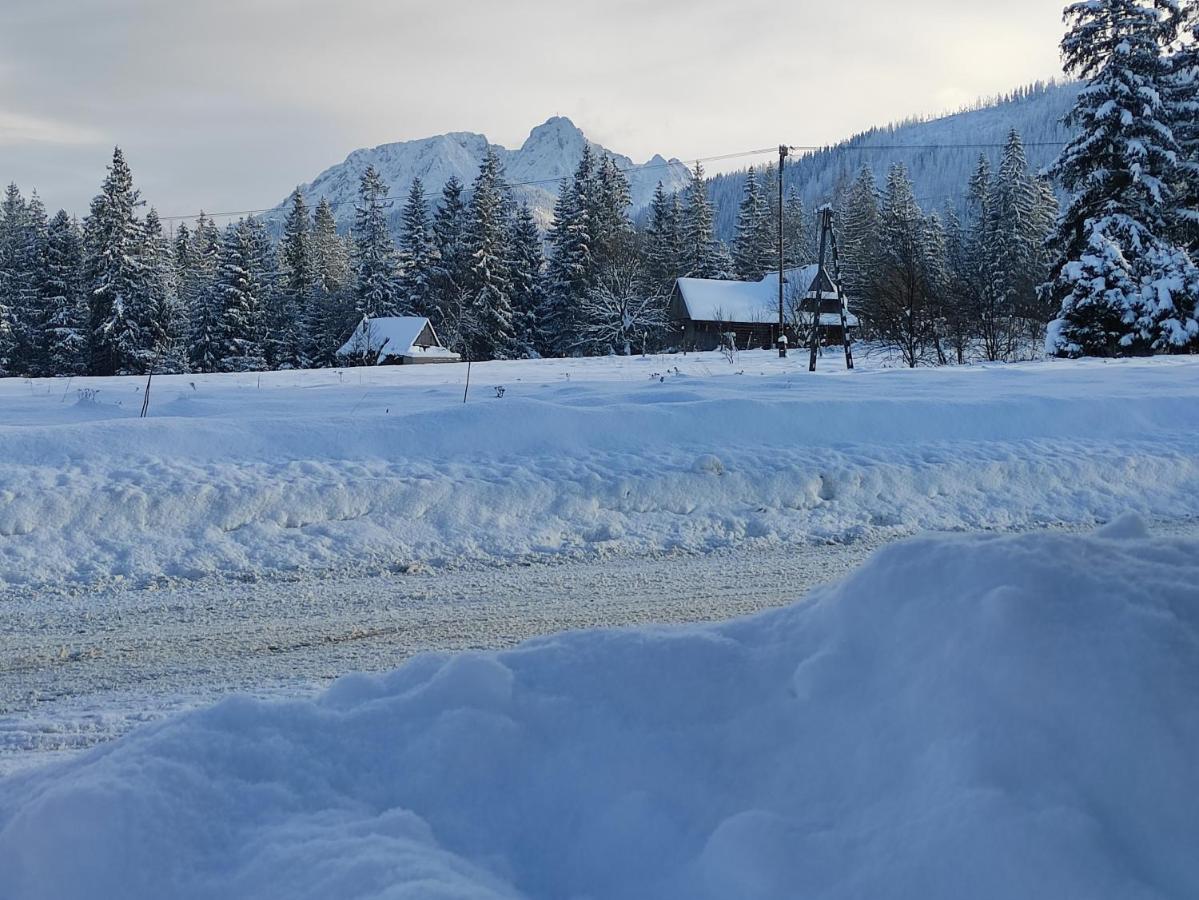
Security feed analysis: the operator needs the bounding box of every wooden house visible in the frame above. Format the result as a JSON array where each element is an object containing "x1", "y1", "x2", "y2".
[
  {"x1": 336, "y1": 316, "x2": 461, "y2": 366},
  {"x1": 670, "y1": 265, "x2": 858, "y2": 352}
]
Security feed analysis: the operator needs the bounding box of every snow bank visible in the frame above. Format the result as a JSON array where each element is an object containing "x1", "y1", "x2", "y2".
[
  {"x1": 2, "y1": 521, "x2": 1196, "y2": 899},
  {"x1": 2, "y1": 353, "x2": 1199, "y2": 587}
]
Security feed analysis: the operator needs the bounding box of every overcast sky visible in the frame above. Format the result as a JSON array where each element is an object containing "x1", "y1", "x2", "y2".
[{"x1": 1, "y1": 0, "x2": 1065, "y2": 221}]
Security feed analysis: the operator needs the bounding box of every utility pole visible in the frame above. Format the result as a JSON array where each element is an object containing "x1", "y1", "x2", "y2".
[
  {"x1": 777, "y1": 145, "x2": 788, "y2": 357},
  {"x1": 809, "y1": 207, "x2": 831, "y2": 372}
]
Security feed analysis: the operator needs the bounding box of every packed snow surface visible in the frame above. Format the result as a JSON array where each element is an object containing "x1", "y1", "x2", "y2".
[
  {"x1": 2, "y1": 521, "x2": 1196, "y2": 899},
  {"x1": 1, "y1": 351, "x2": 1199, "y2": 588}
]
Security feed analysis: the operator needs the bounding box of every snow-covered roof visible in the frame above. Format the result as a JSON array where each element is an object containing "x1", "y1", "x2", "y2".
[
  {"x1": 337, "y1": 316, "x2": 447, "y2": 361},
  {"x1": 675, "y1": 266, "x2": 859, "y2": 327}
]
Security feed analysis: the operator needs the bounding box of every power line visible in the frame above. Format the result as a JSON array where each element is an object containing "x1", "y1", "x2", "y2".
[
  {"x1": 157, "y1": 139, "x2": 1070, "y2": 224},
  {"x1": 787, "y1": 141, "x2": 1068, "y2": 152}
]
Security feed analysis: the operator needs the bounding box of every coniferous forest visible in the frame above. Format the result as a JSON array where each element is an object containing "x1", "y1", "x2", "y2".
[{"x1": 0, "y1": 0, "x2": 1196, "y2": 376}]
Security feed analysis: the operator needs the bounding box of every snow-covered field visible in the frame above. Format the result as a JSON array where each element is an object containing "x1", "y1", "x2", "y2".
[
  {"x1": 3, "y1": 351, "x2": 1199, "y2": 896},
  {"x1": 2, "y1": 349, "x2": 1198, "y2": 589},
  {"x1": 3, "y1": 519, "x2": 1197, "y2": 899}
]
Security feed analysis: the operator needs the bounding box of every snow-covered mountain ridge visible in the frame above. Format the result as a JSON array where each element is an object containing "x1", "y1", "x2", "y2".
[
  {"x1": 278, "y1": 116, "x2": 691, "y2": 233},
  {"x1": 280, "y1": 82, "x2": 1080, "y2": 238}
]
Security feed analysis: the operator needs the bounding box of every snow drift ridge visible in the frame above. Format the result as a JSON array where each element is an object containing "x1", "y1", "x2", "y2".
[{"x1": 2, "y1": 522, "x2": 1196, "y2": 899}]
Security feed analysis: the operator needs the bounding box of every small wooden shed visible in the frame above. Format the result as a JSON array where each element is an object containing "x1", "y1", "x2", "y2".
[{"x1": 337, "y1": 316, "x2": 461, "y2": 366}]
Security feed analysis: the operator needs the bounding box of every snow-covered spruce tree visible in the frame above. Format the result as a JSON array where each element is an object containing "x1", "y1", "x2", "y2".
[
  {"x1": 576, "y1": 243, "x2": 668, "y2": 356},
  {"x1": 307, "y1": 198, "x2": 354, "y2": 365},
  {"x1": 1166, "y1": 4, "x2": 1199, "y2": 251},
  {"x1": 869, "y1": 164, "x2": 941, "y2": 367},
  {"x1": 464, "y1": 147, "x2": 516, "y2": 360},
  {"x1": 398, "y1": 177, "x2": 437, "y2": 317},
  {"x1": 644, "y1": 182, "x2": 685, "y2": 295},
  {"x1": 277, "y1": 189, "x2": 314, "y2": 368},
  {"x1": 140, "y1": 208, "x2": 188, "y2": 373},
  {"x1": 188, "y1": 213, "x2": 224, "y2": 373},
  {"x1": 682, "y1": 161, "x2": 720, "y2": 278},
  {"x1": 0, "y1": 184, "x2": 31, "y2": 373},
  {"x1": 783, "y1": 189, "x2": 811, "y2": 269},
  {"x1": 921, "y1": 212, "x2": 954, "y2": 365},
  {"x1": 83, "y1": 147, "x2": 152, "y2": 375},
  {"x1": 213, "y1": 219, "x2": 266, "y2": 372},
  {"x1": 592, "y1": 154, "x2": 634, "y2": 268},
  {"x1": 0, "y1": 184, "x2": 30, "y2": 374},
  {"x1": 507, "y1": 202, "x2": 544, "y2": 358},
  {"x1": 940, "y1": 207, "x2": 978, "y2": 364},
  {"x1": 173, "y1": 219, "x2": 197, "y2": 328},
  {"x1": 352, "y1": 165, "x2": 400, "y2": 320},
  {"x1": 542, "y1": 149, "x2": 596, "y2": 356},
  {"x1": 837, "y1": 166, "x2": 882, "y2": 330},
  {"x1": 430, "y1": 176, "x2": 472, "y2": 351},
  {"x1": 43, "y1": 211, "x2": 89, "y2": 376},
  {"x1": 985, "y1": 130, "x2": 1059, "y2": 358},
  {"x1": 245, "y1": 216, "x2": 281, "y2": 366},
  {"x1": 12, "y1": 192, "x2": 50, "y2": 376},
  {"x1": 1045, "y1": 0, "x2": 1199, "y2": 356},
  {"x1": 732, "y1": 167, "x2": 772, "y2": 280}
]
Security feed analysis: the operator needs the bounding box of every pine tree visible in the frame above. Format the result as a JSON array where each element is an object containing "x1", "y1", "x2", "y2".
[
  {"x1": 140, "y1": 208, "x2": 188, "y2": 373},
  {"x1": 244, "y1": 216, "x2": 280, "y2": 365},
  {"x1": 43, "y1": 211, "x2": 89, "y2": 375},
  {"x1": 733, "y1": 168, "x2": 772, "y2": 280},
  {"x1": 872, "y1": 165, "x2": 939, "y2": 367},
  {"x1": 783, "y1": 190, "x2": 810, "y2": 269},
  {"x1": 188, "y1": 213, "x2": 224, "y2": 373},
  {"x1": 952, "y1": 156, "x2": 997, "y2": 357},
  {"x1": 645, "y1": 182, "x2": 685, "y2": 294},
  {"x1": 543, "y1": 149, "x2": 596, "y2": 356},
  {"x1": 940, "y1": 207, "x2": 976, "y2": 364},
  {"x1": 464, "y1": 147, "x2": 516, "y2": 360},
  {"x1": 278, "y1": 189, "x2": 313, "y2": 368},
  {"x1": 398, "y1": 178, "x2": 437, "y2": 317},
  {"x1": 984, "y1": 130, "x2": 1059, "y2": 358},
  {"x1": 83, "y1": 147, "x2": 151, "y2": 375},
  {"x1": 837, "y1": 166, "x2": 882, "y2": 324},
  {"x1": 1167, "y1": 4, "x2": 1199, "y2": 251},
  {"x1": 12, "y1": 192, "x2": 50, "y2": 376},
  {"x1": 430, "y1": 176, "x2": 472, "y2": 348},
  {"x1": 352, "y1": 165, "x2": 400, "y2": 319},
  {"x1": 214, "y1": 219, "x2": 266, "y2": 371},
  {"x1": 922, "y1": 213, "x2": 954, "y2": 365},
  {"x1": 308, "y1": 198, "x2": 354, "y2": 364},
  {"x1": 1045, "y1": 0, "x2": 1198, "y2": 355},
  {"x1": 0, "y1": 184, "x2": 29, "y2": 374},
  {"x1": 592, "y1": 154, "x2": 633, "y2": 268},
  {"x1": 682, "y1": 161, "x2": 719, "y2": 277},
  {"x1": 173, "y1": 219, "x2": 197, "y2": 340},
  {"x1": 507, "y1": 202, "x2": 544, "y2": 358}
]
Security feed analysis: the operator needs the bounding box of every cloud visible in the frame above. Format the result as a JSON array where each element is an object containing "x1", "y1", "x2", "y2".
[
  {"x1": 0, "y1": 0, "x2": 1065, "y2": 219},
  {"x1": 0, "y1": 110, "x2": 104, "y2": 147}
]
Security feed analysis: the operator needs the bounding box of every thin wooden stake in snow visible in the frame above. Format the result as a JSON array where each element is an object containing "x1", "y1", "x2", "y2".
[
  {"x1": 140, "y1": 372, "x2": 153, "y2": 418},
  {"x1": 463, "y1": 360, "x2": 472, "y2": 404}
]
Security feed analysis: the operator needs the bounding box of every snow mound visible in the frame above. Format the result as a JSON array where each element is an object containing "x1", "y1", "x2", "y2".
[
  {"x1": 3, "y1": 523, "x2": 1197, "y2": 899},
  {"x1": 3, "y1": 355, "x2": 1199, "y2": 588}
]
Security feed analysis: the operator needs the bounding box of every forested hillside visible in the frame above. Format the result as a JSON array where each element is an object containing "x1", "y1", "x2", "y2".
[{"x1": 709, "y1": 81, "x2": 1081, "y2": 240}]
